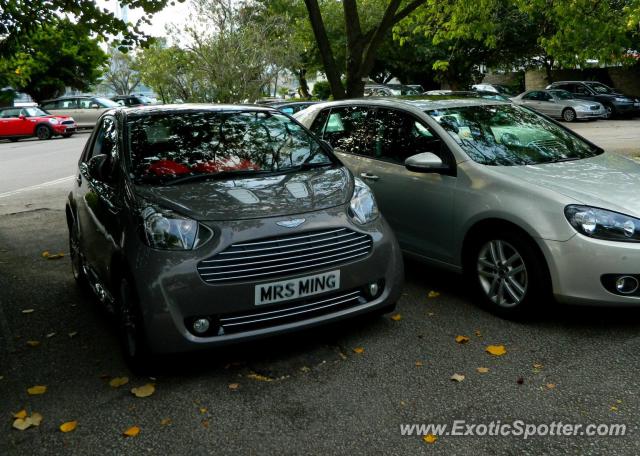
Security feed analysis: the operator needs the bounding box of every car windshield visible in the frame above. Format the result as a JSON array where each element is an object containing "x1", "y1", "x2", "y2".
[
  {"x1": 551, "y1": 90, "x2": 574, "y2": 100},
  {"x1": 584, "y1": 82, "x2": 614, "y2": 94},
  {"x1": 427, "y1": 104, "x2": 602, "y2": 166},
  {"x1": 95, "y1": 97, "x2": 120, "y2": 108},
  {"x1": 127, "y1": 110, "x2": 333, "y2": 184},
  {"x1": 23, "y1": 107, "x2": 49, "y2": 117}
]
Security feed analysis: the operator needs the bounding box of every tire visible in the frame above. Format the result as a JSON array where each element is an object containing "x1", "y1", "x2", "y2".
[
  {"x1": 604, "y1": 104, "x2": 615, "y2": 120},
  {"x1": 35, "y1": 124, "x2": 52, "y2": 140},
  {"x1": 118, "y1": 277, "x2": 153, "y2": 373},
  {"x1": 464, "y1": 229, "x2": 550, "y2": 318},
  {"x1": 68, "y1": 222, "x2": 90, "y2": 291},
  {"x1": 562, "y1": 108, "x2": 576, "y2": 122},
  {"x1": 62, "y1": 133, "x2": 73, "y2": 138},
  {"x1": 9, "y1": 137, "x2": 19, "y2": 142}
]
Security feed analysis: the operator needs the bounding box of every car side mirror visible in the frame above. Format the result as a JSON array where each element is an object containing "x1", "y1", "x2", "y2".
[
  {"x1": 87, "y1": 154, "x2": 110, "y2": 181},
  {"x1": 405, "y1": 152, "x2": 450, "y2": 174},
  {"x1": 18, "y1": 114, "x2": 26, "y2": 120}
]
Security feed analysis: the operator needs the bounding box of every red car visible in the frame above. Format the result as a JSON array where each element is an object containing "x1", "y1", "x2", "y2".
[{"x1": 0, "y1": 106, "x2": 77, "y2": 141}]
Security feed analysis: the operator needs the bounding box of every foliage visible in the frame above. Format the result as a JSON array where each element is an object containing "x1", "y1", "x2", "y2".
[
  {"x1": 311, "y1": 80, "x2": 332, "y2": 99},
  {"x1": 137, "y1": 43, "x2": 199, "y2": 103},
  {"x1": 101, "y1": 50, "x2": 142, "y2": 96},
  {"x1": 0, "y1": 19, "x2": 107, "y2": 102}
]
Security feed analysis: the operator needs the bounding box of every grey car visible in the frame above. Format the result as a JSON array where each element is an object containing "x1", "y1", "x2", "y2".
[
  {"x1": 545, "y1": 81, "x2": 640, "y2": 119},
  {"x1": 41, "y1": 96, "x2": 120, "y2": 128},
  {"x1": 296, "y1": 98, "x2": 640, "y2": 317},
  {"x1": 512, "y1": 89, "x2": 605, "y2": 122},
  {"x1": 66, "y1": 104, "x2": 403, "y2": 368}
]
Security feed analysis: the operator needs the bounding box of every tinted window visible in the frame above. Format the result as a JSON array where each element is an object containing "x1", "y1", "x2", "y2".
[
  {"x1": 309, "y1": 109, "x2": 330, "y2": 136},
  {"x1": 59, "y1": 99, "x2": 78, "y2": 109},
  {"x1": 126, "y1": 110, "x2": 333, "y2": 184},
  {"x1": 320, "y1": 106, "x2": 377, "y2": 156},
  {"x1": 428, "y1": 104, "x2": 602, "y2": 166},
  {"x1": 575, "y1": 84, "x2": 591, "y2": 95},
  {"x1": 0, "y1": 108, "x2": 21, "y2": 118},
  {"x1": 522, "y1": 92, "x2": 538, "y2": 100},
  {"x1": 89, "y1": 117, "x2": 117, "y2": 161}
]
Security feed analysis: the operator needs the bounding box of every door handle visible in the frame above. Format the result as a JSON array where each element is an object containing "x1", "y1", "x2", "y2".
[{"x1": 360, "y1": 172, "x2": 379, "y2": 181}]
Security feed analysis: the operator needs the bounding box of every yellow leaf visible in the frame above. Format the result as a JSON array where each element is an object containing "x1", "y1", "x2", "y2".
[
  {"x1": 123, "y1": 426, "x2": 140, "y2": 437},
  {"x1": 30, "y1": 412, "x2": 43, "y2": 426},
  {"x1": 228, "y1": 383, "x2": 240, "y2": 390},
  {"x1": 59, "y1": 421, "x2": 77, "y2": 433},
  {"x1": 246, "y1": 373, "x2": 273, "y2": 382},
  {"x1": 41, "y1": 251, "x2": 50, "y2": 258},
  {"x1": 533, "y1": 363, "x2": 544, "y2": 369},
  {"x1": 450, "y1": 373, "x2": 465, "y2": 382},
  {"x1": 390, "y1": 313, "x2": 402, "y2": 321},
  {"x1": 131, "y1": 383, "x2": 155, "y2": 397},
  {"x1": 423, "y1": 433, "x2": 438, "y2": 444},
  {"x1": 12, "y1": 418, "x2": 32, "y2": 431},
  {"x1": 616, "y1": 399, "x2": 622, "y2": 404},
  {"x1": 475, "y1": 330, "x2": 482, "y2": 337},
  {"x1": 427, "y1": 291, "x2": 440, "y2": 299},
  {"x1": 201, "y1": 419, "x2": 209, "y2": 428},
  {"x1": 455, "y1": 335, "x2": 470, "y2": 344},
  {"x1": 13, "y1": 409, "x2": 28, "y2": 419},
  {"x1": 109, "y1": 376, "x2": 129, "y2": 388},
  {"x1": 45, "y1": 252, "x2": 65, "y2": 260},
  {"x1": 476, "y1": 367, "x2": 489, "y2": 373},
  {"x1": 610, "y1": 406, "x2": 618, "y2": 412},
  {"x1": 415, "y1": 361, "x2": 423, "y2": 367},
  {"x1": 199, "y1": 407, "x2": 208, "y2": 414},
  {"x1": 160, "y1": 418, "x2": 172, "y2": 426},
  {"x1": 27, "y1": 385, "x2": 47, "y2": 395},
  {"x1": 546, "y1": 383, "x2": 556, "y2": 389},
  {"x1": 353, "y1": 347, "x2": 365, "y2": 354},
  {"x1": 486, "y1": 345, "x2": 507, "y2": 356},
  {"x1": 26, "y1": 340, "x2": 40, "y2": 347}
]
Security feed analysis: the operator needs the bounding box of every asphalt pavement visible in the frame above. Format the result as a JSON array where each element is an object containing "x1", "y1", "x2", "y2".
[{"x1": 1, "y1": 121, "x2": 640, "y2": 455}]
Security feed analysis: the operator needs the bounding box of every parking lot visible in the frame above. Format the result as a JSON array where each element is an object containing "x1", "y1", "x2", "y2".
[{"x1": 2, "y1": 119, "x2": 640, "y2": 454}]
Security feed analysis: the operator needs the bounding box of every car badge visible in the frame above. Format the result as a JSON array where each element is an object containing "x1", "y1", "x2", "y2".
[{"x1": 277, "y1": 218, "x2": 306, "y2": 228}]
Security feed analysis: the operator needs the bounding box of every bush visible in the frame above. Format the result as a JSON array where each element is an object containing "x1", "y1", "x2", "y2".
[{"x1": 312, "y1": 81, "x2": 332, "y2": 100}]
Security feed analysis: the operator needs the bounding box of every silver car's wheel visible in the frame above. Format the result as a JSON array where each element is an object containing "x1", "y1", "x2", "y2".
[
  {"x1": 477, "y1": 240, "x2": 528, "y2": 308},
  {"x1": 562, "y1": 108, "x2": 576, "y2": 122},
  {"x1": 604, "y1": 105, "x2": 614, "y2": 119}
]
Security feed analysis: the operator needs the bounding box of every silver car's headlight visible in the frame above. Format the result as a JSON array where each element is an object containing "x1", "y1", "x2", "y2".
[
  {"x1": 565, "y1": 205, "x2": 640, "y2": 242},
  {"x1": 142, "y1": 207, "x2": 212, "y2": 250},
  {"x1": 348, "y1": 178, "x2": 379, "y2": 224}
]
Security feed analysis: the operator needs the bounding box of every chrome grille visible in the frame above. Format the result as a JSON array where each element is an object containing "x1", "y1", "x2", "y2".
[
  {"x1": 217, "y1": 289, "x2": 365, "y2": 334},
  {"x1": 198, "y1": 228, "x2": 373, "y2": 284}
]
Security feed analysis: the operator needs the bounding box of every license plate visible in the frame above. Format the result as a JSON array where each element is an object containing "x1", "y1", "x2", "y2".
[{"x1": 254, "y1": 270, "x2": 340, "y2": 306}]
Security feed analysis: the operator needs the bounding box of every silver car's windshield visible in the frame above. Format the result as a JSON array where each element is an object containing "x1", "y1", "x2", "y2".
[
  {"x1": 427, "y1": 104, "x2": 602, "y2": 166},
  {"x1": 127, "y1": 110, "x2": 333, "y2": 184}
]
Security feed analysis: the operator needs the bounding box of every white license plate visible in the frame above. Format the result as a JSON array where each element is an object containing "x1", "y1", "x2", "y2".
[{"x1": 254, "y1": 270, "x2": 340, "y2": 306}]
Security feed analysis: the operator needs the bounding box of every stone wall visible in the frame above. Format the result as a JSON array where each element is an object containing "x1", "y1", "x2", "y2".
[{"x1": 525, "y1": 66, "x2": 640, "y2": 96}]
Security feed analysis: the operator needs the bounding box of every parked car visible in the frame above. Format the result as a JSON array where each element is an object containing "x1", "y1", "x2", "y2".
[
  {"x1": 423, "y1": 90, "x2": 512, "y2": 103},
  {"x1": 66, "y1": 104, "x2": 403, "y2": 367},
  {"x1": 512, "y1": 89, "x2": 605, "y2": 121},
  {"x1": 41, "y1": 96, "x2": 120, "y2": 128},
  {"x1": 111, "y1": 94, "x2": 155, "y2": 107},
  {"x1": 545, "y1": 81, "x2": 640, "y2": 119},
  {"x1": 269, "y1": 101, "x2": 318, "y2": 115},
  {"x1": 364, "y1": 84, "x2": 421, "y2": 97},
  {"x1": 0, "y1": 106, "x2": 76, "y2": 141},
  {"x1": 296, "y1": 98, "x2": 640, "y2": 317},
  {"x1": 472, "y1": 84, "x2": 516, "y2": 96}
]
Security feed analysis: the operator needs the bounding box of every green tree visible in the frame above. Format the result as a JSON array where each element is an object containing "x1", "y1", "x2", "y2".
[
  {"x1": 137, "y1": 43, "x2": 198, "y2": 103},
  {"x1": 101, "y1": 49, "x2": 142, "y2": 95},
  {"x1": 1, "y1": 20, "x2": 107, "y2": 102}
]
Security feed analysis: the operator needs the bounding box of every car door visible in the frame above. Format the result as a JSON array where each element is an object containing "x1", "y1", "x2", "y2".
[
  {"x1": 518, "y1": 92, "x2": 540, "y2": 110},
  {"x1": 537, "y1": 91, "x2": 559, "y2": 117},
  {"x1": 75, "y1": 115, "x2": 122, "y2": 281},
  {"x1": 0, "y1": 108, "x2": 28, "y2": 136}
]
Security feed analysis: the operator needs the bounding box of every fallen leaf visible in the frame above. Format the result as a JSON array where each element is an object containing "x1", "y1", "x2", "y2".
[
  {"x1": 131, "y1": 383, "x2": 155, "y2": 397},
  {"x1": 109, "y1": 377, "x2": 129, "y2": 388},
  {"x1": 41, "y1": 251, "x2": 50, "y2": 258},
  {"x1": 475, "y1": 330, "x2": 482, "y2": 337},
  {"x1": 30, "y1": 412, "x2": 43, "y2": 426},
  {"x1": 486, "y1": 345, "x2": 507, "y2": 356},
  {"x1": 423, "y1": 433, "x2": 438, "y2": 444},
  {"x1": 400, "y1": 400, "x2": 407, "y2": 406},
  {"x1": 0, "y1": 376, "x2": 3, "y2": 380},
  {"x1": 390, "y1": 313, "x2": 402, "y2": 321},
  {"x1": 21, "y1": 309, "x2": 35, "y2": 314},
  {"x1": 59, "y1": 421, "x2": 77, "y2": 433},
  {"x1": 616, "y1": 399, "x2": 622, "y2": 404},
  {"x1": 12, "y1": 418, "x2": 32, "y2": 431},
  {"x1": 246, "y1": 373, "x2": 273, "y2": 382},
  {"x1": 427, "y1": 312, "x2": 435, "y2": 316},
  {"x1": 13, "y1": 410, "x2": 28, "y2": 419},
  {"x1": 228, "y1": 383, "x2": 240, "y2": 390},
  {"x1": 516, "y1": 377, "x2": 524, "y2": 385},
  {"x1": 338, "y1": 352, "x2": 347, "y2": 360},
  {"x1": 353, "y1": 347, "x2": 365, "y2": 354},
  {"x1": 299, "y1": 366, "x2": 311, "y2": 373},
  {"x1": 27, "y1": 385, "x2": 47, "y2": 395},
  {"x1": 455, "y1": 335, "x2": 470, "y2": 344},
  {"x1": 450, "y1": 373, "x2": 465, "y2": 382},
  {"x1": 68, "y1": 331, "x2": 78, "y2": 338},
  {"x1": 533, "y1": 363, "x2": 544, "y2": 369},
  {"x1": 201, "y1": 419, "x2": 209, "y2": 428},
  {"x1": 610, "y1": 406, "x2": 618, "y2": 412},
  {"x1": 26, "y1": 340, "x2": 40, "y2": 347},
  {"x1": 42, "y1": 251, "x2": 65, "y2": 260},
  {"x1": 415, "y1": 361, "x2": 423, "y2": 367},
  {"x1": 476, "y1": 367, "x2": 489, "y2": 373},
  {"x1": 123, "y1": 426, "x2": 140, "y2": 437},
  {"x1": 546, "y1": 383, "x2": 556, "y2": 389},
  {"x1": 199, "y1": 407, "x2": 208, "y2": 414},
  {"x1": 160, "y1": 418, "x2": 172, "y2": 426},
  {"x1": 45, "y1": 332, "x2": 56, "y2": 338},
  {"x1": 427, "y1": 291, "x2": 440, "y2": 299}
]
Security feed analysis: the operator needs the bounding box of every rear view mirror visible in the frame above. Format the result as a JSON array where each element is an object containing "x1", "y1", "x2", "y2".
[{"x1": 405, "y1": 152, "x2": 452, "y2": 175}]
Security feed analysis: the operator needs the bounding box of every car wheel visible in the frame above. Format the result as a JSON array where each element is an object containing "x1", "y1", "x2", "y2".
[
  {"x1": 36, "y1": 125, "x2": 52, "y2": 140},
  {"x1": 9, "y1": 137, "x2": 19, "y2": 142},
  {"x1": 118, "y1": 277, "x2": 152, "y2": 372},
  {"x1": 465, "y1": 230, "x2": 550, "y2": 318},
  {"x1": 562, "y1": 108, "x2": 576, "y2": 122},
  {"x1": 68, "y1": 222, "x2": 89, "y2": 290},
  {"x1": 604, "y1": 104, "x2": 615, "y2": 119}
]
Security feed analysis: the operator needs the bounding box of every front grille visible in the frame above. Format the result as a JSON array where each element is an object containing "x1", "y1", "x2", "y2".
[
  {"x1": 217, "y1": 288, "x2": 366, "y2": 334},
  {"x1": 61, "y1": 120, "x2": 75, "y2": 125},
  {"x1": 197, "y1": 228, "x2": 373, "y2": 284}
]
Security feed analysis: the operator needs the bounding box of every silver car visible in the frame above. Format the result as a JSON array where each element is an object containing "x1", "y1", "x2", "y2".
[
  {"x1": 512, "y1": 89, "x2": 605, "y2": 122},
  {"x1": 41, "y1": 96, "x2": 120, "y2": 128},
  {"x1": 296, "y1": 98, "x2": 640, "y2": 317}
]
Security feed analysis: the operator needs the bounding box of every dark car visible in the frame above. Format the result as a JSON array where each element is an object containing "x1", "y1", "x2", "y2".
[
  {"x1": 270, "y1": 101, "x2": 318, "y2": 115},
  {"x1": 545, "y1": 81, "x2": 640, "y2": 119},
  {"x1": 0, "y1": 106, "x2": 77, "y2": 141},
  {"x1": 66, "y1": 104, "x2": 403, "y2": 368},
  {"x1": 111, "y1": 94, "x2": 155, "y2": 107}
]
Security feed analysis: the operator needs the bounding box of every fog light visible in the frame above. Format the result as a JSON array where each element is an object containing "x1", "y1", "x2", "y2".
[
  {"x1": 615, "y1": 276, "x2": 639, "y2": 294},
  {"x1": 193, "y1": 318, "x2": 210, "y2": 334}
]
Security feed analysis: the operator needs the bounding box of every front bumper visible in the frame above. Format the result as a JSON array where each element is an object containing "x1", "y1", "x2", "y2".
[
  {"x1": 575, "y1": 108, "x2": 606, "y2": 119},
  {"x1": 52, "y1": 124, "x2": 76, "y2": 135},
  {"x1": 539, "y1": 233, "x2": 640, "y2": 306},
  {"x1": 128, "y1": 207, "x2": 403, "y2": 354}
]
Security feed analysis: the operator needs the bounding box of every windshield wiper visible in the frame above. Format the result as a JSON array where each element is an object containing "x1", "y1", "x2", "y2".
[
  {"x1": 294, "y1": 161, "x2": 334, "y2": 171},
  {"x1": 164, "y1": 169, "x2": 274, "y2": 186}
]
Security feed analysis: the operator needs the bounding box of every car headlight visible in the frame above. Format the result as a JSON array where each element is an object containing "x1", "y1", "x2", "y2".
[
  {"x1": 565, "y1": 205, "x2": 640, "y2": 242},
  {"x1": 614, "y1": 97, "x2": 630, "y2": 103},
  {"x1": 48, "y1": 118, "x2": 59, "y2": 124},
  {"x1": 142, "y1": 207, "x2": 213, "y2": 250},
  {"x1": 348, "y1": 178, "x2": 379, "y2": 224}
]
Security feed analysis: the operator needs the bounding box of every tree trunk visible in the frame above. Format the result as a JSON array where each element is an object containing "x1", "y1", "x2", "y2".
[
  {"x1": 297, "y1": 68, "x2": 310, "y2": 98},
  {"x1": 543, "y1": 56, "x2": 555, "y2": 84}
]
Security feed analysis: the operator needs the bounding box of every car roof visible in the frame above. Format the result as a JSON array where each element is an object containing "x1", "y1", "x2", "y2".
[
  {"x1": 302, "y1": 97, "x2": 508, "y2": 113},
  {"x1": 115, "y1": 103, "x2": 280, "y2": 117},
  {"x1": 41, "y1": 95, "x2": 97, "y2": 102}
]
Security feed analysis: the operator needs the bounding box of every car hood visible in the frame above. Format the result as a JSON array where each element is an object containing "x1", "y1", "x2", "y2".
[
  {"x1": 491, "y1": 153, "x2": 640, "y2": 217},
  {"x1": 45, "y1": 115, "x2": 72, "y2": 121},
  {"x1": 134, "y1": 166, "x2": 353, "y2": 221}
]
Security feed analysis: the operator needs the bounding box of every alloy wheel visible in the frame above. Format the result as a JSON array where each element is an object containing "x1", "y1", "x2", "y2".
[
  {"x1": 36, "y1": 125, "x2": 51, "y2": 140},
  {"x1": 563, "y1": 109, "x2": 576, "y2": 122},
  {"x1": 476, "y1": 240, "x2": 528, "y2": 308}
]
